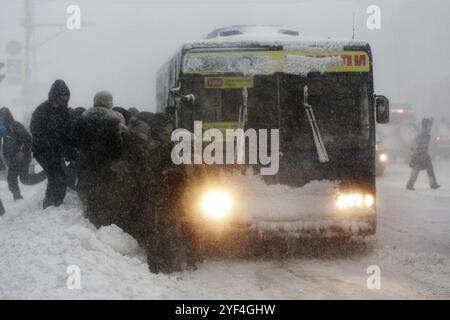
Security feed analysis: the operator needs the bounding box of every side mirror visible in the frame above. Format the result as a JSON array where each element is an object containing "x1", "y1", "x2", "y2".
[
  {"x1": 375, "y1": 95, "x2": 389, "y2": 124},
  {"x1": 169, "y1": 87, "x2": 195, "y2": 106},
  {"x1": 181, "y1": 94, "x2": 195, "y2": 105},
  {"x1": 169, "y1": 86, "x2": 181, "y2": 97}
]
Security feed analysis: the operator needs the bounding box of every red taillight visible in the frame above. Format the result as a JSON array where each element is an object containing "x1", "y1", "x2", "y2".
[
  {"x1": 436, "y1": 136, "x2": 441, "y2": 141},
  {"x1": 391, "y1": 109, "x2": 405, "y2": 113}
]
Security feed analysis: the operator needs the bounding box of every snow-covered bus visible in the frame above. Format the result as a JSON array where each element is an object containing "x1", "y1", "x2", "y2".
[{"x1": 156, "y1": 25, "x2": 389, "y2": 239}]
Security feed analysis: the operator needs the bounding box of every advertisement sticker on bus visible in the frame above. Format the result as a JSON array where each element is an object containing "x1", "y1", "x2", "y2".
[{"x1": 204, "y1": 76, "x2": 254, "y2": 89}]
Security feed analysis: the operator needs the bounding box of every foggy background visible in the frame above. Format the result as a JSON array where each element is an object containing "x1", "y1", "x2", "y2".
[{"x1": 0, "y1": 0, "x2": 449, "y2": 122}]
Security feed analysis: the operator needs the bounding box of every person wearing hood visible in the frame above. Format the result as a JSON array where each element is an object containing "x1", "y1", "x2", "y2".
[
  {"x1": 30, "y1": 80, "x2": 75, "y2": 209},
  {"x1": 407, "y1": 118, "x2": 441, "y2": 190},
  {"x1": 0, "y1": 107, "x2": 47, "y2": 200}
]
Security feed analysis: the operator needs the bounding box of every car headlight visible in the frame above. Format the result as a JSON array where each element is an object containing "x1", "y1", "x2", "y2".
[
  {"x1": 337, "y1": 193, "x2": 374, "y2": 208},
  {"x1": 201, "y1": 189, "x2": 232, "y2": 219},
  {"x1": 379, "y1": 153, "x2": 388, "y2": 162}
]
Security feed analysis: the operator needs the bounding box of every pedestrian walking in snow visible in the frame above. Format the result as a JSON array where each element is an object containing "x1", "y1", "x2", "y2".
[
  {"x1": 30, "y1": 80, "x2": 75, "y2": 208},
  {"x1": 0, "y1": 107, "x2": 47, "y2": 201},
  {"x1": 406, "y1": 118, "x2": 440, "y2": 190}
]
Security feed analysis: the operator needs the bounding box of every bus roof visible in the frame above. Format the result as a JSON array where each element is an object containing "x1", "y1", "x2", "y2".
[{"x1": 182, "y1": 27, "x2": 370, "y2": 53}]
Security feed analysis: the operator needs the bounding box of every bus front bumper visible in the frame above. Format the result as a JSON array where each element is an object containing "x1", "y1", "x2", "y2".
[{"x1": 190, "y1": 209, "x2": 377, "y2": 238}]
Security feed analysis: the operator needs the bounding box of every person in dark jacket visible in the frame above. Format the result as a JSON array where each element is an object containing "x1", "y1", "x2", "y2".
[
  {"x1": 76, "y1": 107, "x2": 156, "y2": 252},
  {"x1": 0, "y1": 107, "x2": 47, "y2": 200},
  {"x1": 30, "y1": 80, "x2": 74, "y2": 208},
  {"x1": 75, "y1": 107, "x2": 125, "y2": 226},
  {"x1": 115, "y1": 116, "x2": 155, "y2": 245},
  {"x1": 407, "y1": 118, "x2": 440, "y2": 190},
  {"x1": 144, "y1": 113, "x2": 199, "y2": 274}
]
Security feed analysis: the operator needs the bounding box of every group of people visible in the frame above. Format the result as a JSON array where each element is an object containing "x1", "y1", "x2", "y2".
[{"x1": 0, "y1": 79, "x2": 198, "y2": 273}]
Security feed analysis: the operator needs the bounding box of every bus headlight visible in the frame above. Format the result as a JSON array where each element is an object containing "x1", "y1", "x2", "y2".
[
  {"x1": 201, "y1": 189, "x2": 232, "y2": 219},
  {"x1": 337, "y1": 193, "x2": 374, "y2": 208},
  {"x1": 379, "y1": 153, "x2": 388, "y2": 162}
]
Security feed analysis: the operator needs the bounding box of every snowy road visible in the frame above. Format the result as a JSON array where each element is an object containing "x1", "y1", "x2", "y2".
[{"x1": 0, "y1": 161, "x2": 449, "y2": 299}]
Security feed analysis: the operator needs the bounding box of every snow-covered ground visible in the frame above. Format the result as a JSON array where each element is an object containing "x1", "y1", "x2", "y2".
[{"x1": 0, "y1": 161, "x2": 449, "y2": 299}]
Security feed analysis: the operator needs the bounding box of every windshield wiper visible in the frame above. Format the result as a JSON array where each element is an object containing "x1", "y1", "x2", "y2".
[
  {"x1": 236, "y1": 87, "x2": 249, "y2": 163},
  {"x1": 238, "y1": 87, "x2": 248, "y2": 129},
  {"x1": 303, "y1": 85, "x2": 330, "y2": 163}
]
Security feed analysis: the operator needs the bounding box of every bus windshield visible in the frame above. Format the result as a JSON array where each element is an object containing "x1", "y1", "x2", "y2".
[
  {"x1": 280, "y1": 73, "x2": 371, "y2": 150},
  {"x1": 179, "y1": 72, "x2": 371, "y2": 150}
]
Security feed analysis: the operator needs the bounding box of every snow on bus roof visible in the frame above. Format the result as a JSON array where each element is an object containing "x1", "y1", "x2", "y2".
[
  {"x1": 183, "y1": 37, "x2": 369, "y2": 52},
  {"x1": 182, "y1": 26, "x2": 369, "y2": 52}
]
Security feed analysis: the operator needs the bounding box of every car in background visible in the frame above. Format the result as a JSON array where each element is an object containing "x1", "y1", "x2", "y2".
[
  {"x1": 377, "y1": 104, "x2": 420, "y2": 162},
  {"x1": 375, "y1": 140, "x2": 390, "y2": 176},
  {"x1": 431, "y1": 118, "x2": 450, "y2": 159},
  {"x1": 389, "y1": 105, "x2": 416, "y2": 123}
]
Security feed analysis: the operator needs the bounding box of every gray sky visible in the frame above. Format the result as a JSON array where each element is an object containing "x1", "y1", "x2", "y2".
[{"x1": 1, "y1": 0, "x2": 449, "y2": 120}]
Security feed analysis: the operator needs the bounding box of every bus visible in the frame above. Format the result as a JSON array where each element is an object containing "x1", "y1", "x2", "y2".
[{"x1": 156, "y1": 25, "x2": 389, "y2": 239}]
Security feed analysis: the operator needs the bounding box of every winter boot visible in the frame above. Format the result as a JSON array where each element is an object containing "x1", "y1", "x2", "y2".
[
  {"x1": 13, "y1": 192, "x2": 24, "y2": 201},
  {"x1": 406, "y1": 168, "x2": 419, "y2": 190},
  {"x1": 54, "y1": 199, "x2": 64, "y2": 207},
  {"x1": 185, "y1": 260, "x2": 198, "y2": 271},
  {"x1": 427, "y1": 167, "x2": 440, "y2": 190},
  {"x1": 147, "y1": 256, "x2": 160, "y2": 274},
  {"x1": 0, "y1": 200, "x2": 5, "y2": 216},
  {"x1": 43, "y1": 197, "x2": 54, "y2": 209}
]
